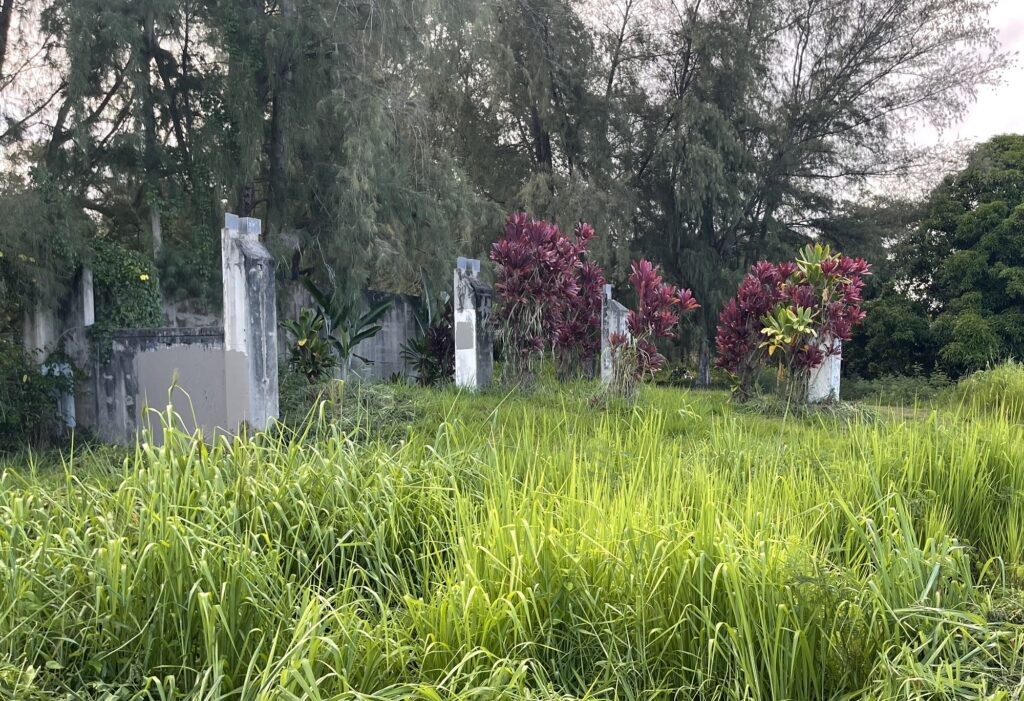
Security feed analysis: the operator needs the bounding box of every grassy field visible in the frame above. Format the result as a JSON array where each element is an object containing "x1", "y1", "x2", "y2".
[{"x1": 3, "y1": 366, "x2": 1024, "y2": 700}]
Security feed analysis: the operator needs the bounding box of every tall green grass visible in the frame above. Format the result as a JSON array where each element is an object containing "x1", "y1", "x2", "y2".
[
  {"x1": 943, "y1": 361, "x2": 1024, "y2": 425},
  {"x1": 2, "y1": 369, "x2": 1024, "y2": 699}
]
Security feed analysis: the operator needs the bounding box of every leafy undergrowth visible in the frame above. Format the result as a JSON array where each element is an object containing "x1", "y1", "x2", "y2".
[{"x1": 3, "y1": 370, "x2": 1024, "y2": 699}]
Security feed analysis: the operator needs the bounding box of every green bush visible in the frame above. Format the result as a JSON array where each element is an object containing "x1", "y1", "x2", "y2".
[
  {"x1": 843, "y1": 370, "x2": 953, "y2": 404},
  {"x1": 0, "y1": 337, "x2": 72, "y2": 450}
]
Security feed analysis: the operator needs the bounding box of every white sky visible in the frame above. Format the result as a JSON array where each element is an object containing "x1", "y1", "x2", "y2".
[{"x1": 920, "y1": 0, "x2": 1024, "y2": 146}]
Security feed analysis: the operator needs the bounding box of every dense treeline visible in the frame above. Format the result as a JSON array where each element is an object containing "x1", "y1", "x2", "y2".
[{"x1": 0, "y1": 0, "x2": 1014, "y2": 377}]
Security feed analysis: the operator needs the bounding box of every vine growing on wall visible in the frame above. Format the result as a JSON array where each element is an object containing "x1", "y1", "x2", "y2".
[{"x1": 90, "y1": 239, "x2": 164, "y2": 359}]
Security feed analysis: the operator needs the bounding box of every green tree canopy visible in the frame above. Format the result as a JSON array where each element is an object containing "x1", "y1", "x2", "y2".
[{"x1": 873, "y1": 135, "x2": 1024, "y2": 377}]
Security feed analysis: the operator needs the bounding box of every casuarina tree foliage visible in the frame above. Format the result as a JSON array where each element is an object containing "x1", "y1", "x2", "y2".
[{"x1": 0, "y1": 0, "x2": 1010, "y2": 379}]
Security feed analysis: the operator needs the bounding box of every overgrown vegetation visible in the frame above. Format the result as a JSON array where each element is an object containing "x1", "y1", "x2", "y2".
[
  {"x1": 608, "y1": 259, "x2": 699, "y2": 397},
  {"x1": 0, "y1": 336, "x2": 72, "y2": 450},
  {"x1": 4, "y1": 365, "x2": 1024, "y2": 698},
  {"x1": 851, "y1": 135, "x2": 1024, "y2": 381}
]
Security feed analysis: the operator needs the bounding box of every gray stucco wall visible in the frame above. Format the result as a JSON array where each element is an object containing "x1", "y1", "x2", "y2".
[{"x1": 92, "y1": 328, "x2": 228, "y2": 445}]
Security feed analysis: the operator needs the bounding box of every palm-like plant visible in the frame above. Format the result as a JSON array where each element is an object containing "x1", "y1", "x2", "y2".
[
  {"x1": 401, "y1": 275, "x2": 455, "y2": 387},
  {"x1": 301, "y1": 277, "x2": 394, "y2": 380}
]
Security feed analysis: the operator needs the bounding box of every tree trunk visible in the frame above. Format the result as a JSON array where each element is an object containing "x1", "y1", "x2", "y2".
[
  {"x1": 267, "y1": 0, "x2": 296, "y2": 239},
  {"x1": 141, "y1": 12, "x2": 163, "y2": 256},
  {"x1": 696, "y1": 336, "x2": 711, "y2": 388},
  {"x1": 0, "y1": 0, "x2": 13, "y2": 79}
]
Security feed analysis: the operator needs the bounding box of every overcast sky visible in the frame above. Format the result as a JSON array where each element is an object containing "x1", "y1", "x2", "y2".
[{"x1": 919, "y1": 0, "x2": 1024, "y2": 146}]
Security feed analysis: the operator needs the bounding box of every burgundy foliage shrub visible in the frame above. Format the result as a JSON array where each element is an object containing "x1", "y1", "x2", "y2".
[
  {"x1": 491, "y1": 214, "x2": 606, "y2": 381},
  {"x1": 611, "y1": 260, "x2": 699, "y2": 385},
  {"x1": 715, "y1": 246, "x2": 870, "y2": 399}
]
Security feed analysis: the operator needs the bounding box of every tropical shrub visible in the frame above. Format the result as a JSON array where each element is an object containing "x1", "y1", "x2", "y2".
[
  {"x1": 716, "y1": 244, "x2": 870, "y2": 400},
  {"x1": 609, "y1": 260, "x2": 699, "y2": 396},
  {"x1": 491, "y1": 214, "x2": 605, "y2": 384},
  {"x1": 402, "y1": 300, "x2": 455, "y2": 387},
  {"x1": 301, "y1": 277, "x2": 394, "y2": 380},
  {"x1": 551, "y1": 224, "x2": 606, "y2": 378},
  {"x1": 281, "y1": 308, "x2": 338, "y2": 382},
  {"x1": 0, "y1": 337, "x2": 73, "y2": 450}
]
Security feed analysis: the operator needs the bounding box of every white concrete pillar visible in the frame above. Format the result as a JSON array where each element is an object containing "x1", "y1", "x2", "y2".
[
  {"x1": 81, "y1": 268, "x2": 95, "y2": 328},
  {"x1": 807, "y1": 339, "x2": 842, "y2": 403},
  {"x1": 221, "y1": 214, "x2": 279, "y2": 429},
  {"x1": 454, "y1": 257, "x2": 493, "y2": 390},
  {"x1": 600, "y1": 284, "x2": 630, "y2": 386}
]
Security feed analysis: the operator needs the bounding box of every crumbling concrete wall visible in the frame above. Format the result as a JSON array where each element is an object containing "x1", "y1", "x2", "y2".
[
  {"x1": 21, "y1": 267, "x2": 95, "y2": 430},
  {"x1": 92, "y1": 328, "x2": 229, "y2": 444},
  {"x1": 349, "y1": 291, "x2": 421, "y2": 381},
  {"x1": 88, "y1": 214, "x2": 279, "y2": 445}
]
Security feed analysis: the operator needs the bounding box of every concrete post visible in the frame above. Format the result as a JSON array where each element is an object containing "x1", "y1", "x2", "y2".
[
  {"x1": 221, "y1": 214, "x2": 279, "y2": 429},
  {"x1": 22, "y1": 301, "x2": 58, "y2": 358},
  {"x1": 807, "y1": 339, "x2": 842, "y2": 403},
  {"x1": 454, "y1": 257, "x2": 493, "y2": 390},
  {"x1": 81, "y1": 268, "x2": 95, "y2": 328},
  {"x1": 600, "y1": 284, "x2": 630, "y2": 386}
]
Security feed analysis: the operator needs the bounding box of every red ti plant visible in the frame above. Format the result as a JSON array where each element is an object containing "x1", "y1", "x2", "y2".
[
  {"x1": 715, "y1": 244, "x2": 870, "y2": 400},
  {"x1": 491, "y1": 213, "x2": 604, "y2": 383},
  {"x1": 610, "y1": 260, "x2": 699, "y2": 394},
  {"x1": 714, "y1": 262, "x2": 788, "y2": 398},
  {"x1": 550, "y1": 223, "x2": 607, "y2": 376}
]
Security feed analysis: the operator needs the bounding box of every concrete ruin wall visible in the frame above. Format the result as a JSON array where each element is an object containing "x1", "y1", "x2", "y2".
[
  {"x1": 348, "y1": 291, "x2": 421, "y2": 381},
  {"x1": 91, "y1": 328, "x2": 234, "y2": 445},
  {"x1": 21, "y1": 267, "x2": 95, "y2": 430},
  {"x1": 87, "y1": 214, "x2": 279, "y2": 445}
]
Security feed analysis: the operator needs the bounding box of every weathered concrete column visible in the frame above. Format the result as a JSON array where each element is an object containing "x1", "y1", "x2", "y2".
[
  {"x1": 23, "y1": 267, "x2": 94, "y2": 430},
  {"x1": 221, "y1": 214, "x2": 279, "y2": 429},
  {"x1": 454, "y1": 257, "x2": 493, "y2": 390},
  {"x1": 22, "y1": 301, "x2": 58, "y2": 358},
  {"x1": 807, "y1": 339, "x2": 841, "y2": 403},
  {"x1": 600, "y1": 284, "x2": 630, "y2": 386},
  {"x1": 81, "y1": 267, "x2": 95, "y2": 328}
]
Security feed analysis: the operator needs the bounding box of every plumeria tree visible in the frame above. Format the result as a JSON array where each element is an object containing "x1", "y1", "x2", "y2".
[
  {"x1": 716, "y1": 244, "x2": 870, "y2": 400},
  {"x1": 610, "y1": 260, "x2": 700, "y2": 396},
  {"x1": 491, "y1": 214, "x2": 606, "y2": 384}
]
